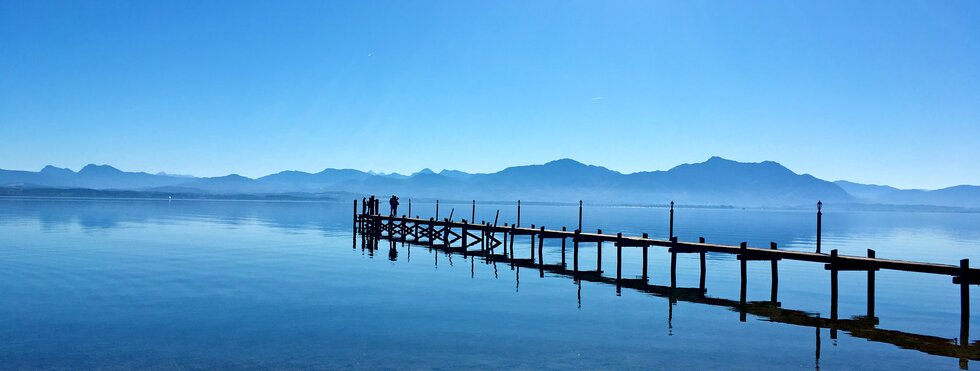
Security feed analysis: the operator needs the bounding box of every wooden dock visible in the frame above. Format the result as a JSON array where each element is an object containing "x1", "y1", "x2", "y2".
[{"x1": 354, "y1": 199, "x2": 980, "y2": 367}]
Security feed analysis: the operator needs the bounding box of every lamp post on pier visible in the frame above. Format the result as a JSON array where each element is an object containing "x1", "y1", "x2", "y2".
[{"x1": 816, "y1": 201, "x2": 823, "y2": 254}]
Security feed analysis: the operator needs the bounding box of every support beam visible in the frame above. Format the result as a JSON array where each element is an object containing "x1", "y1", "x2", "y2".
[
  {"x1": 868, "y1": 249, "x2": 876, "y2": 318},
  {"x1": 561, "y1": 227, "x2": 567, "y2": 267},
  {"x1": 831, "y1": 249, "x2": 839, "y2": 321},
  {"x1": 573, "y1": 230, "x2": 580, "y2": 272},
  {"x1": 740, "y1": 241, "x2": 748, "y2": 304},
  {"x1": 642, "y1": 233, "x2": 649, "y2": 281},
  {"x1": 616, "y1": 233, "x2": 623, "y2": 281},
  {"x1": 699, "y1": 237, "x2": 706, "y2": 291},
  {"x1": 509, "y1": 227, "x2": 515, "y2": 258},
  {"x1": 530, "y1": 224, "x2": 536, "y2": 261},
  {"x1": 502, "y1": 230, "x2": 508, "y2": 258},
  {"x1": 538, "y1": 226, "x2": 545, "y2": 267},
  {"x1": 771, "y1": 242, "x2": 779, "y2": 304},
  {"x1": 671, "y1": 249, "x2": 677, "y2": 289},
  {"x1": 962, "y1": 259, "x2": 971, "y2": 346},
  {"x1": 597, "y1": 228, "x2": 603, "y2": 273}
]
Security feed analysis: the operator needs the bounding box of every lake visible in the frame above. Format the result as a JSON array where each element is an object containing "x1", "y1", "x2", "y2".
[{"x1": 1, "y1": 198, "x2": 979, "y2": 369}]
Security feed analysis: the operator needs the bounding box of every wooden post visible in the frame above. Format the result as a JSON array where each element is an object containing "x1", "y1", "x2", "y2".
[
  {"x1": 408, "y1": 199, "x2": 412, "y2": 220},
  {"x1": 616, "y1": 233, "x2": 623, "y2": 281},
  {"x1": 699, "y1": 237, "x2": 706, "y2": 291},
  {"x1": 502, "y1": 229, "x2": 508, "y2": 258},
  {"x1": 596, "y1": 228, "x2": 603, "y2": 273},
  {"x1": 642, "y1": 233, "x2": 649, "y2": 281},
  {"x1": 815, "y1": 325, "x2": 821, "y2": 363},
  {"x1": 669, "y1": 201, "x2": 675, "y2": 239},
  {"x1": 530, "y1": 224, "x2": 536, "y2": 260},
  {"x1": 868, "y1": 249, "x2": 876, "y2": 318},
  {"x1": 670, "y1": 237, "x2": 678, "y2": 288},
  {"x1": 578, "y1": 200, "x2": 583, "y2": 232},
  {"x1": 771, "y1": 242, "x2": 779, "y2": 304},
  {"x1": 961, "y1": 259, "x2": 970, "y2": 346},
  {"x1": 353, "y1": 199, "x2": 358, "y2": 234},
  {"x1": 816, "y1": 201, "x2": 823, "y2": 254},
  {"x1": 471, "y1": 200, "x2": 475, "y2": 223},
  {"x1": 740, "y1": 241, "x2": 747, "y2": 304},
  {"x1": 830, "y1": 249, "x2": 839, "y2": 321},
  {"x1": 414, "y1": 217, "x2": 420, "y2": 243},
  {"x1": 443, "y1": 219, "x2": 450, "y2": 247},
  {"x1": 461, "y1": 220, "x2": 468, "y2": 249},
  {"x1": 573, "y1": 229, "x2": 580, "y2": 272},
  {"x1": 429, "y1": 217, "x2": 435, "y2": 245},
  {"x1": 509, "y1": 226, "x2": 515, "y2": 258},
  {"x1": 486, "y1": 221, "x2": 491, "y2": 252},
  {"x1": 561, "y1": 226, "x2": 567, "y2": 267},
  {"x1": 538, "y1": 226, "x2": 545, "y2": 266},
  {"x1": 517, "y1": 200, "x2": 521, "y2": 227},
  {"x1": 436, "y1": 200, "x2": 440, "y2": 220}
]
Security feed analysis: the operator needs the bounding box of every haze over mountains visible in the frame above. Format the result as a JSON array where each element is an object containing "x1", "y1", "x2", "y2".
[{"x1": 1, "y1": 157, "x2": 978, "y2": 209}]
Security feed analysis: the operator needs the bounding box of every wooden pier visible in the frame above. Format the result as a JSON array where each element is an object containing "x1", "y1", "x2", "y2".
[{"x1": 354, "y1": 199, "x2": 980, "y2": 367}]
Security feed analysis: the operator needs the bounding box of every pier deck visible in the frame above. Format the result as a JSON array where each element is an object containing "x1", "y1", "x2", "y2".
[{"x1": 353, "y1": 199, "x2": 980, "y2": 368}]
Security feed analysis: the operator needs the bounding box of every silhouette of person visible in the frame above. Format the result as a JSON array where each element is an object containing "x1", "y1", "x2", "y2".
[
  {"x1": 368, "y1": 195, "x2": 376, "y2": 215},
  {"x1": 389, "y1": 195, "x2": 400, "y2": 216}
]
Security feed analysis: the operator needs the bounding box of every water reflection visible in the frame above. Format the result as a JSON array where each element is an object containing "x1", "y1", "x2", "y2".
[{"x1": 0, "y1": 198, "x2": 354, "y2": 235}]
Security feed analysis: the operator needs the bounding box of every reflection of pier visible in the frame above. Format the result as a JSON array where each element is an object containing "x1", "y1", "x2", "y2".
[{"x1": 354, "y1": 200, "x2": 980, "y2": 368}]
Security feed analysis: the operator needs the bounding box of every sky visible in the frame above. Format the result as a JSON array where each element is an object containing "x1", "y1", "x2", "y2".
[{"x1": 1, "y1": 1, "x2": 978, "y2": 189}]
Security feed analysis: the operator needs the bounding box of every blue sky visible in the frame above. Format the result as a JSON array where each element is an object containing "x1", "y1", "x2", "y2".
[{"x1": 1, "y1": 1, "x2": 978, "y2": 189}]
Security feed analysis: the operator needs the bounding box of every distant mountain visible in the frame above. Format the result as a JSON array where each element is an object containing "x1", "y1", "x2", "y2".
[
  {"x1": 174, "y1": 174, "x2": 257, "y2": 194},
  {"x1": 834, "y1": 181, "x2": 899, "y2": 201},
  {"x1": 616, "y1": 157, "x2": 852, "y2": 206},
  {"x1": 834, "y1": 180, "x2": 980, "y2": 208},
  {"x1": 876, "y1": 185, "x2": 980, "y2": 209},
  {"x1": 412, "y1": 168, "x2": 437, "y2": 177},
  {"x1": 438, "y1": 169, "x2": 473, "y2": 180},
  {"x1": 254, "y1": 168, "x2": 372, "y2": 192},
  {"x1": 318, "y1": 157, "x2": 851, "y2": 207},
  {"x1": 1, "y1": 158, "x2": 976, "y2": 208},
  {"x1": 0, "y1": 164, "x2": 189, "y2": 189}
]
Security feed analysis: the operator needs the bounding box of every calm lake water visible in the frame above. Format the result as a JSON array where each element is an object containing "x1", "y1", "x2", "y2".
[{"x1": 2, "y1": 198, "x2": 979, "y2": 369}]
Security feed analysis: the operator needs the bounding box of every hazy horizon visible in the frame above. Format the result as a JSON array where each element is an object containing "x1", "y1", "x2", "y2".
[{"x1": 2, "y1": 155, "x2": 977, "y2": 190}]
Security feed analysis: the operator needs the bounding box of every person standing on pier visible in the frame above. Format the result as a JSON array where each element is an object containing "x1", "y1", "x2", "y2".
[
  {"x1": 389, "y1": 195, "x2": 400, "y2": 216},
  {"x1": 368, "y1": 195, "x2": 376, "y2": 215}
]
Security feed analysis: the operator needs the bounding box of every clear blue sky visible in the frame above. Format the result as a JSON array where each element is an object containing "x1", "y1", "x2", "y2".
[{"x1": 1, "y1": 1, "x2": 978, "y2": 189}]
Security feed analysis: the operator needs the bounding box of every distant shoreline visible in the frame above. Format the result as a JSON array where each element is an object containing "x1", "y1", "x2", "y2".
[{"x1": 2, "y1": 192, "x2": 977, "y2": 214}]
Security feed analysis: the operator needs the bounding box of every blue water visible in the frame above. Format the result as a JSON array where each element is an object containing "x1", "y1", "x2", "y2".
[{"x1": 1, "y1": 198, "x2": 979, "y2": 369}]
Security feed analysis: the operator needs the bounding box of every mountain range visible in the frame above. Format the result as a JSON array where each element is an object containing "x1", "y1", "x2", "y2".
[{"x1": 1, "y1": 157, "x2": 978, "y2": 209}]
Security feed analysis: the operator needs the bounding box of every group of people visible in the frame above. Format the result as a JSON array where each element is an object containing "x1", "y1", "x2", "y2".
[{"x1": 362, "y1": 194, "x2": 400, "y2": 216}]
